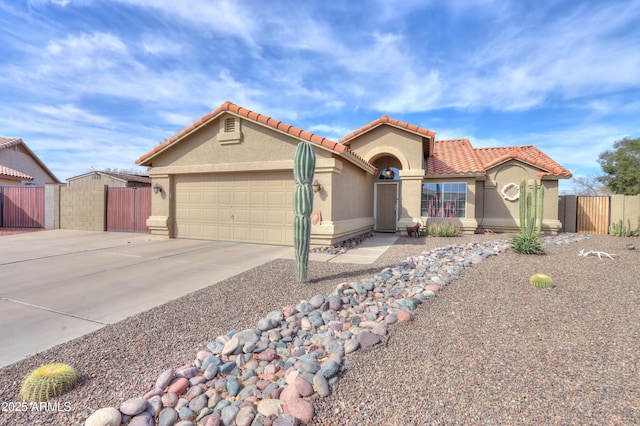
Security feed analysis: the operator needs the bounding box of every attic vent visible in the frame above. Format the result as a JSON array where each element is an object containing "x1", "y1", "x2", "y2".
[
  {"x1": 224, "y1": 117, "x2": 236, "y2": 133},
  {"x1": 219, "y1": 115, "x2": 242, "y2": 144}
]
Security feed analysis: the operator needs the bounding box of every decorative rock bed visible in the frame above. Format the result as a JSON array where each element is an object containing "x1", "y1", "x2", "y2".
[
  {"x1": 309, "y1": 232, "x2": 375, "y2": 255},
  {"x1": 85, "y1": 234, "x2": 590, "y2": 426}
]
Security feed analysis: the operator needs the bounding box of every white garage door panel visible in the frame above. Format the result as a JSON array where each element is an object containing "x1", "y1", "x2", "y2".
[{"x1": 175, "y1": 172, "x2": 294, "y2": 245}]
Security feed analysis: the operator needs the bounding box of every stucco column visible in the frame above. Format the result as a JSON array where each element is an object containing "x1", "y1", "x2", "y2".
[
  {"x1": 397, "y1": 169, "x2": 424, "y2": 235},
  {"x1": 147, "y1": 174, "x2": 172, "y2": 238}
]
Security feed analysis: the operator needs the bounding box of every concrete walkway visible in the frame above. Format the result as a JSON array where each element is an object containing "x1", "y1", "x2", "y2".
[
  {"x1": 0, "y1": 230, "x2": 397, "y2": 368},
  {"x1": 280, "y1": 233, "x2": 398, "y2": 264}
]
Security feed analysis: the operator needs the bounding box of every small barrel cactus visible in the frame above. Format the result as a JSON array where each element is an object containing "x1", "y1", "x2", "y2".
[
  {"x1": 529, "y1": 273, "x2": 554, "y2": 288},
  {"x1": 293, "y1": 141, "x2": 315, "y2": 282},
  {"x1": 20, "y1": 363, "x2": 78, "y2": 402}
]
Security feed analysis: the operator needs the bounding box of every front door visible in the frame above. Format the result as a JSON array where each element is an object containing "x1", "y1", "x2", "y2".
[{"x1": 375, "y1": 182, "x2": 398, "y2": 232}]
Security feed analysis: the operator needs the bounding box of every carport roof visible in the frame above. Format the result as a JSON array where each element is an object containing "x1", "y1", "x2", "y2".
[{"x1": 136, "y1": 101, "x2": 377, "y2": 174}]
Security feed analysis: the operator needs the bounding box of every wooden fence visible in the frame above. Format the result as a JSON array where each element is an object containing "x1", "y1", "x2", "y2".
[
  {"x1": 559, "y1": 194, "x2": 640, "y2": 234},
  {"x1": 107, "y1": 187, "x2": 151, "y2": 233},
  {"x1": 576, "y1": 196, "x2": 610, "y2": 234},
  {"x1": 0, "y1": 186, "x2": 44, "y2": 228}
]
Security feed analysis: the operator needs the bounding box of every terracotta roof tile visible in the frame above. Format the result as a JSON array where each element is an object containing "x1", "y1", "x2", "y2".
[
  {"x1": 426, "y1": 139, "x2": 486, "y2": 175},
  {"x1": 474, "y1": 145, "x2": 572, "y2": 178},
  {"x1": 136, "y1": 101, "x2": 376, "y2": 174},
  {"x1": 340, "y1": 115, "x2": 436, "y2": 145},
  {"x1": 0, "y1": 164, "x2": 34, "y2": 180}
]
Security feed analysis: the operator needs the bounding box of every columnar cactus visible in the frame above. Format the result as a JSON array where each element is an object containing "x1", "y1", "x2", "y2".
[
  {"x1": 519, "y1": 180, "x2": 545, "y2": 234},
  {"x1": 293, "y1": 141, "x2": 315, "y2": 282}
]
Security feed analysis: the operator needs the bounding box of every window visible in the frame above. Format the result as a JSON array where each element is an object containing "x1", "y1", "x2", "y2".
[{"x1": 421, "y1": 182, "x2": 466, "y2": 218}]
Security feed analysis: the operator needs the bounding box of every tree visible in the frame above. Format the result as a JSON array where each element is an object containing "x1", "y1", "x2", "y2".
[
  {"x1": 569, "y1": 174, "x2": 608, "y2": 196},
  {"x1": 597, "y1": 137, "x2": 640, "y2": 195}
]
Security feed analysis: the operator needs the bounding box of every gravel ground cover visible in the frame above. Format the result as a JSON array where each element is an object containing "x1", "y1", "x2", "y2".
[{"x1": 1, "y1": 233, "x2": 638, "y2": 425}]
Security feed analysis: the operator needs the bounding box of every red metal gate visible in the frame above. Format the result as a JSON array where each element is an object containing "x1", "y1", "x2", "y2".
[
  {"x1": 107, "y1": 187, "x2": 151, "y2": 233},
  {"x1": 0, "y1": 186, "x2": 44, "y2": 228}
]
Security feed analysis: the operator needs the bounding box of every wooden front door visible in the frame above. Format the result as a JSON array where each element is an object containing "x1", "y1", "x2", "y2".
[{"x1": 375, "y1": 182, "x2": 398, "y2": 232}]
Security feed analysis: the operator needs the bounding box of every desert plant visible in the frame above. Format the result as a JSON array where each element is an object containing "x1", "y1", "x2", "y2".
[
  {"x1": 425, "y1": 222, "x2": 460, "y2": 237},
  {"x1": 20, "y1": 363, "x2": 78, "y2": 402},
  {"x1": 519, "y1": 180, "x2": 544, "y2": 234},
  {"x1": 293, "y1": 141, "x2": 315, "y2": 282},
  {"x1": 513, "y1": 180, "x2": 545, "y2": 254},
  {"x1": 609, "y1": 219, "x2": 629, "y2": 236},
  {"x1": 610, "y1": 217, "x2": 640, "y2": 237},
  {"x1": 529, "y1": 273, "x2": 554, "y2": 288},
  {"x1": 510, "y1": 232, "x2": 544, "y2": 255}
]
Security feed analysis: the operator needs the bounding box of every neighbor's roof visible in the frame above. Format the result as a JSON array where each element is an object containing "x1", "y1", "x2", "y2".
[
  {"x1": 474, "y1": 145, "x2": 572, "y2": 178},
  {"x1": 426, "y1": 139, "x2": 486, "y2": 176},
  {"x1": 339, "y1": 115, "x2": 436, "y2": 145},
  {"x1": 136, "y1": 101, "x2": 377, "y2": 174},
  {"x1": 0, "y1": 165, "x2": 34, "y2": 180},
  {"x1": 67, "y1": 171, "x2": 151, "y2": 184},
  {"x1": 0, "y1": 137, "x2": 61, "y2": 183}
]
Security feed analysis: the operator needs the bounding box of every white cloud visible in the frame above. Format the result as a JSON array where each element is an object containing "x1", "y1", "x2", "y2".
[
  {"x1": 113, "y1": 0, "x2": 260, "y2": 47},
  {"x1": 28, "y1": 104, "x2": 110, "y2": 124}
]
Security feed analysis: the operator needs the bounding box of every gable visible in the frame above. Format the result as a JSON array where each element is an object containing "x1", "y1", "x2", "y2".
[
  {"x1": 137, "y1": 101, "x2": 376, "y2": 174},
  {"x1": 475, "y1": 146, "x2": 572, "y2": 179},
  {"x1": 0, "y1": 137, "x2": 60, "y2": 184}
]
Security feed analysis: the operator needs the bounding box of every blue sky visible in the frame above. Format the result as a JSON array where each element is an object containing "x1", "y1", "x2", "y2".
[{"x1": 1, "y1": 0, "x2": 639, "y2": 193}]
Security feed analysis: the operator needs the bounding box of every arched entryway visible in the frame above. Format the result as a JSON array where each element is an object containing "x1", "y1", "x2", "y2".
[{"x1": 372, "y1": 155, "x2": 401, "y2": 232}]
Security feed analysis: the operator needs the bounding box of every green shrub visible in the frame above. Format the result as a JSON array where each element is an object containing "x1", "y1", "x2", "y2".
[
  {"x1": 510, "y1": 232, "x2": 544, "y2": 255},
  {"x1": 425, "y1": 222, "x2": 460, "y2": 237}
]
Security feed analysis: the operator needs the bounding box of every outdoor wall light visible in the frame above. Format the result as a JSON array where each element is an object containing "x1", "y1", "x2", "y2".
[
  {"x1": 153, "y1": 183, "x2": 163, "y2": 194},
  {"x1": 312, "y1": 179, "x2": 322, "y2": 193},
  {"x1": 384, "y1": 168, "x2": 395, "y2": 179}
]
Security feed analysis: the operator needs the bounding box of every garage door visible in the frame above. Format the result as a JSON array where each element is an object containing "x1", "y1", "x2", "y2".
[{"x1": 174, "y1": 172, "x2": 295, "y2": 245}]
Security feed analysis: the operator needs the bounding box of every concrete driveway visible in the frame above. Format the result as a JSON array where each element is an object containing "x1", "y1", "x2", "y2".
[{"x1": 0, "y1": 230, "x2": 291, "y2": 368}]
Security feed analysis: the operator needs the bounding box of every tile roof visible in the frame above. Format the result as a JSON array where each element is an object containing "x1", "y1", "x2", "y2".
[
  {"x1": 0, "y1": 137, "x2": 61, "y2": 183},
  {"x1": 67, "y1": 171, "x2": 152, "y2": 184},
  {"x1": 0, "y1": 165, "x2": 34, "y2": 180},
  {"x1": 136, "y1": 101, "x2": 377, "y2": 174},
  {"x1": 0, "y1": 137, "x2": 22, "y2": 149},
  {"x1": 339, "y1": 115, "x2": 436, "y2": 145},
  {"x1": 474, "y1": 145, "x2": 572, "y2": 178},
  {"x1": 426, "y1": 139, "x2": 486, "y2": 176}
]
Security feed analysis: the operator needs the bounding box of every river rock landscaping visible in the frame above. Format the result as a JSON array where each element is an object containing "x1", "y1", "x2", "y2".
[
  {"x1": 83, "y1": 234, "x2": 588, "y2": 426},
  {"x1": 3, "y1": 232, "x2": 638, "y2": 426}
]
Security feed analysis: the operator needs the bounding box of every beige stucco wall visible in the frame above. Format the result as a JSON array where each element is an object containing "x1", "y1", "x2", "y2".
[
  {"x1": 482, "y1": 160, "x2": 562, "y2": 233},
  {"x1": 0, "y1": 144, "x2": 58, "y2": 185},
  {"x1": 347, "y1": 126, "x2": 423, "y2": 170},
  {"x1": 0, "y1": 177, "x2": 22, "y2": 185},
  {"x1": 311, "y1": 158, "x2": 374, "y2": 244},
  {"x1": 143, "y1": 115, "x2": 374, "y2": 244},
  {"x1": 60, "y1": 186, "x2": 107, "y2": 231},
  {"x1": 610, "y1": 194, "x2": 640, "y2": 230}
]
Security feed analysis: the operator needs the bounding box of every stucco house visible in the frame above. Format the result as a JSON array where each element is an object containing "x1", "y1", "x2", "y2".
[
  {"x1": 136, "y1": 101, "x2": 571, "y2": 245},
  {"x1": 0, "y1": 137, "x2": 61, "y2": 186},
  {"x1": 66, "y1": 171, "x2": 151, "y2": 188}
]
